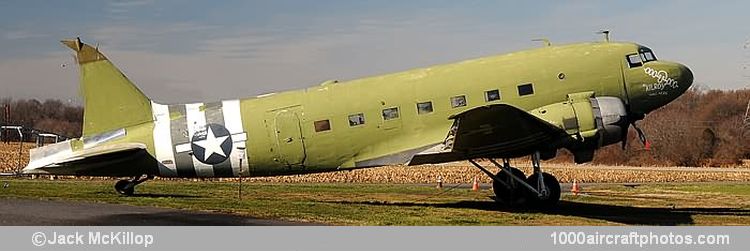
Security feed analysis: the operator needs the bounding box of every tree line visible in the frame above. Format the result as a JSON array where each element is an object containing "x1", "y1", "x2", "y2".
[{"x1": 1, "y1": 98, "x2": 83, "y2": 138}]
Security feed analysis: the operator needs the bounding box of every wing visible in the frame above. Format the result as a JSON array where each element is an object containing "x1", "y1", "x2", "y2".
[{"x1": 409, "y1": 104, "x2": 569, "y2": 165}]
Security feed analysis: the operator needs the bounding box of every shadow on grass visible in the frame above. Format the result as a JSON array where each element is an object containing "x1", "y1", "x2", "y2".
[
  {"x1": 328, "y1": 199, "x2": 750, "y2": 225},
  {"x1": 130, "y1": 193, "x2": 202, "y2": 198},
  {"x1": 91, "y1": 190, "x2": 202, "y2": 198},
  {"x1": 72, "y1": 211, "x2": 319, "y2": 226}
]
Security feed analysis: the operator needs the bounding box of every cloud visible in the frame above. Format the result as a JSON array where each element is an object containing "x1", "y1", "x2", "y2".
[
  {"x1": 3, "y1": 30, "x2": 47, "y2": 40},
  {"x1": 195, "y1": 30, "x2": 281, "y2": 58},
  {"x1": 105, "y1": 0, "x2": 156, "y2": 21},
  {"x1": 86, "y1": 22, "x2": 218, "y2": 52},
  {"x1": 109, "y1": 0, "x2": 154, "y2": 7},
  {"x1": 107, "y1": 0, "x2": 154, "y2": 12}
]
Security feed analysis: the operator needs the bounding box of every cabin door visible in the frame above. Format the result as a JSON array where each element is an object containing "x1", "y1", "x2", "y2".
[{"x1": 269, "y1": 106, "x2": 306, "y2": 166}]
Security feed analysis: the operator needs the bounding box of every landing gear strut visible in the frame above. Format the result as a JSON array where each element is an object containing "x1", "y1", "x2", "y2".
[
  {"x1": 469, "y1": 152, "x2": 561, "y2": 208},
  {"x1": 114, "y1": 174, "x2": 153, "y2": 196}
]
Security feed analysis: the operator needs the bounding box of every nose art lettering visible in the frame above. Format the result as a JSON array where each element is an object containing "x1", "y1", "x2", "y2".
[{"x1": 642, "y1": 67, "x2": 679, "y2": 94}]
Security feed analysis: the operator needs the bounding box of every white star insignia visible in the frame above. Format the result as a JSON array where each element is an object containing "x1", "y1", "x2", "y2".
[{"x1": 194, "y1": 126, "x2": 230, "y2": 161}]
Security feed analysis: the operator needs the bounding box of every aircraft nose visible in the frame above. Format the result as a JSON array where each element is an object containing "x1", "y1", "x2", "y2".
[{"x1": 677, "y1": 63, "x2": 693, "y2": 90}]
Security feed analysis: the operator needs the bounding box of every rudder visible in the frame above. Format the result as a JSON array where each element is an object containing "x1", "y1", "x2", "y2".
[{"x1": 62, "y1": 38, "x2": 152, "y2": 137}]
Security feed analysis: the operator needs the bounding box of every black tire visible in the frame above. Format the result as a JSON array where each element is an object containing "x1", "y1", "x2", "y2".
[
  {"x1": 525, "y1": 172, "x2": 561, "y2": 208},
  {"x1": 492, "y1": 167, "x2": 527, "y2": 206},
  {"x1": 114, "y1": 180, "x2": 135, "y2": 196}
]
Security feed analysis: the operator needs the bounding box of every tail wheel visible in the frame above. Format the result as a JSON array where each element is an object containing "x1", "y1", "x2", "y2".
[
  {"x1": 492, "y1": 167, "x2": 527, "y2": 206},
  {"x1": 114, "y1": 180, "x2": 134, "y2": 196},
  {"x1": 525, "y1": 172, "x2": 561, "y2": 208}
]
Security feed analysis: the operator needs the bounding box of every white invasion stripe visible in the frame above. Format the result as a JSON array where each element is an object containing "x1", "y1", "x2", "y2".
[
  {"x1": 185, "y1": 102, "x2": 215, "y2": 177},
  {"x1": 231, "y1": 132, "x2": 247, "y2": 142},
  {"x1": 175, "y1": 143, "x2": 191, "y2": 153},
  {"x1": 152, "y1": 102, "x2": 177, "y2": 177},
  {"x1": 222, "y1": 99, "x2": 246, "y2": 176}
]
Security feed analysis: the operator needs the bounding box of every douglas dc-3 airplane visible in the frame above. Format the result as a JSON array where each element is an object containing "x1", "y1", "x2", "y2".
[{"x1": 22, "y1": 35, "x2": 692, "y2": 207}]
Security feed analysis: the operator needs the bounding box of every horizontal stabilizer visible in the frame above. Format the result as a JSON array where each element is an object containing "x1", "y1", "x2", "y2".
[{"x1": 23, "y1": 141, "x2": 146, "y2": 174}]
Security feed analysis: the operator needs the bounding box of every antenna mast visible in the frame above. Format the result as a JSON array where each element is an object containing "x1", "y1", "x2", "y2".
[
  {"x1": 596, "y1": 30, "x2": 610, "y2": 42},
  {"x1": 531, "y1": 38, "x2": 551, "y2": 47}
]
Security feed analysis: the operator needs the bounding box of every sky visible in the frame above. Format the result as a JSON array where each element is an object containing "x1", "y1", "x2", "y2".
[{"x1": 1, "y1": 0, "x2": 749, "y2": 104}]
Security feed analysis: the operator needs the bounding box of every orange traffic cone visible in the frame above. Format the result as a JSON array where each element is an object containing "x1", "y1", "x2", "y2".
[
  {"x1": 472, "y1": 177, "x2": 480, "y2": 191},
  {"x1": 571, "y1": 180, "x2": 580, "y2": 195}
]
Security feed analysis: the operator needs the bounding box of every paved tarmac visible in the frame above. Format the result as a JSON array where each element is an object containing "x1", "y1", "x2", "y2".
[{"x1": 0, "y1": 198, "x2": 315, "y2": 225}]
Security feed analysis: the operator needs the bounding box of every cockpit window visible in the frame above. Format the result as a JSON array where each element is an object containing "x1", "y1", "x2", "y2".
[
  {"x1": 627, "y1": 54, "x2": 642, "y2": 68},
  {"x1": 641, "y1": 51, "x2": 656, "y2": 62},
  {"x1": 639, "y1": 47, "x2": 657, "y2": 63}
]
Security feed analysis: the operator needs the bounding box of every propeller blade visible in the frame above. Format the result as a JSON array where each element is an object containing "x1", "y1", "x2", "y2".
[
  {"x1": 621, "y1": 112, "x2": 647, "y2": 151},
  {"x1": 632, "y1": 122, "x2": 650, "y2": 151},
  {"x1": 619, "y1": 114, "x2": 633, "y2": 150},
  {"x1": 633, "y1": 124, "x2": 646, "y2": 144}
]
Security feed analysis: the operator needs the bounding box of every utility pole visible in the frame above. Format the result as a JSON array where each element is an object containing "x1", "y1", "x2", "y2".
[
  {"x1": 744, "y1": 39, "x2": 750, "y2": 140},
  {"x1": 17, "y1": 130, "x2": 23, "y2": 173},
  {"x1": 237, "y1": 146, "x2": 246, "y2": 200},
  {"x1": 2, "y1": 103, "x2": 9, "y2": 144},
  {"x1": 3, "y1": 103, "x2": 8, "y2": 124}
]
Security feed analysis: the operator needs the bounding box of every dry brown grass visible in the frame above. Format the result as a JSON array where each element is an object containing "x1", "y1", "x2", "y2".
[{"x1": 0, "y1": 142, "x2": 31, "y2": 172}]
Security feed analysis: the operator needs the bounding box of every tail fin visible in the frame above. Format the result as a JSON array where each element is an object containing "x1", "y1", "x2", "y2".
[{"x1": 61, "y1": 38, "x2": 152, "y2": 137}]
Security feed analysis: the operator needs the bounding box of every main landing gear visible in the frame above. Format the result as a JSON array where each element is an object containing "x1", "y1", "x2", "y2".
[
  {"x1": 469, "y1": 152, "x2": 561, "y2": 208},
  {"x1": 114, "y1": 174, "x2": 153, "y2": 196}
]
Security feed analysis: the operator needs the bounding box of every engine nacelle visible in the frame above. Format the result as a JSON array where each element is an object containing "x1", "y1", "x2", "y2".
[
  {"x1": 530, "y1": 93, "x2": 628, "y2": 162},
  {"x1": 591, "y1": 96, "x2": 629, "y2": 146}
]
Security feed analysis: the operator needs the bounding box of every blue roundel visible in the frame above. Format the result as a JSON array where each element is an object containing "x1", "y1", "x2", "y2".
[{"x1": 190, "y1": 123, "x2": 233, "y2": 165}]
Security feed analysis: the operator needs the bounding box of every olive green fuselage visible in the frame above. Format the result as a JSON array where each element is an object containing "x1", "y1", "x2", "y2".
[
  {"x1": 200, "y1": 42, "x2": 690, "y2": 177},
  {"x1": 26, "y1": 41, "x2": 693, "y2": 178}
]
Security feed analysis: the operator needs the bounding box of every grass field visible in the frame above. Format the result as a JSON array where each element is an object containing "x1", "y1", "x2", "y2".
[{"x1": 2, "y1": 178, "x2": 750, "y2": 225}]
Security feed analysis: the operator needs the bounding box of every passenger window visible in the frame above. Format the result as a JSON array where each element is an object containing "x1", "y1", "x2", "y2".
[
  {"x1": 382, "y1": 107, "x2": 400, "y2": 120},
  {"x1": 416, "y1": 101, "x2": 433, "y2": 114},
  {"x1": 348, "y1": 113, "x2": 365, "y2": 126},
  {"x1": 518, "y1": 83, "x2": 534, "y2": 96},
  {"x1": 627, "y1": 54, "x2": 642, "y2": 68},
  {"x1": 485, "y1": 89, "x2": 501, "y2": 102},
  {"x1": 450, "y1": 95, "x2": 467, "y2": 108},
  {"x1": 314, "y1": 119, "x2": 331, "y2": 132}
]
